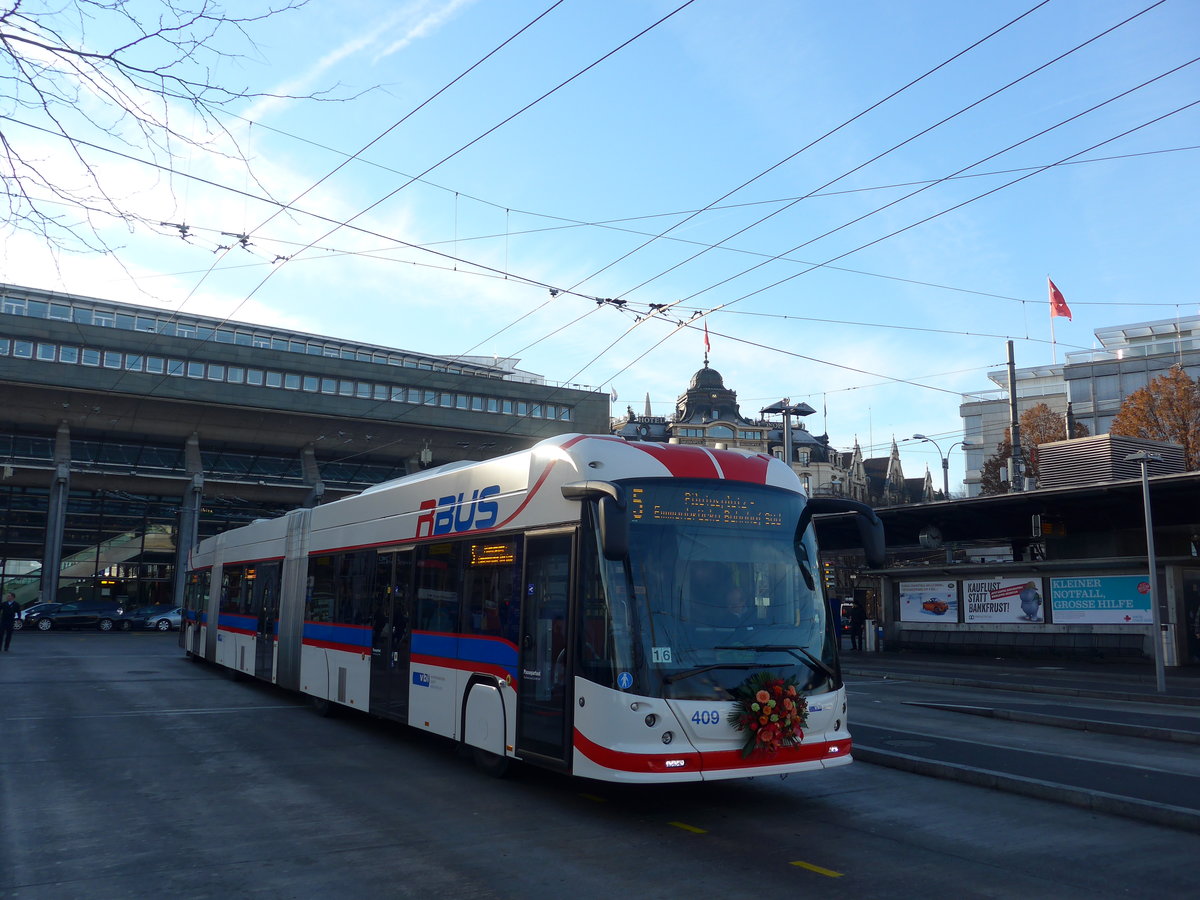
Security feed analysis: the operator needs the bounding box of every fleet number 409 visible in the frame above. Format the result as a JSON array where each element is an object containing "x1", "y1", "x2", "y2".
[{"x1": 691, "y1": 709, "x2": 722, "y2": 726}]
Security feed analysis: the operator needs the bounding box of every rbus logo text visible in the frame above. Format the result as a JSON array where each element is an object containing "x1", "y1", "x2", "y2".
[{"x1": 415, "y1": 485, "x2": 501, "y2": 537}]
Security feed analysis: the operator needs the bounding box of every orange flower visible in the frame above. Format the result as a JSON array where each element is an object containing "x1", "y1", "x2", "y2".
[{"x1": 755, "y1": 690, "x2": 770, "y2": 704}]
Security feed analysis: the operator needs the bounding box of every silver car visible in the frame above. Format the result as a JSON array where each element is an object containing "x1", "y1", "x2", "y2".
[{"x1": 139, "y1": 606, "x2": 182, "y2": 631}]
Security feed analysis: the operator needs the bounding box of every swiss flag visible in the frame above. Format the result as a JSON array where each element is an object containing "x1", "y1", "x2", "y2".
[{"x1": 1048, "y1": 278, "x2": 1072, "y2": 320}]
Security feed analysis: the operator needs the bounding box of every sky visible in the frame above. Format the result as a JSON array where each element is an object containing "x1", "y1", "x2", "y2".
[{"x1": 2, "y1": 0, "x2": 1198, "y2": 491}]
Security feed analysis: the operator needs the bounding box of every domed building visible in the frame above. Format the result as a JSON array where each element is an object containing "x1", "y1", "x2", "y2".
[{"x1": 611, "y1": 361, "x2": 931, "y2": 506}]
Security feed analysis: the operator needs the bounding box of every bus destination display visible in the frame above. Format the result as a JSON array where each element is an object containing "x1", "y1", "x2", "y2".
[{"x1": 630, "y1": 485, "x2": 785, "y2": 529}]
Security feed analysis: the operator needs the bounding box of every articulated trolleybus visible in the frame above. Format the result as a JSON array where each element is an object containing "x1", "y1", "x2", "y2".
[{"x1": 183, "y1": 434, "x2": 883, "y2": 783}]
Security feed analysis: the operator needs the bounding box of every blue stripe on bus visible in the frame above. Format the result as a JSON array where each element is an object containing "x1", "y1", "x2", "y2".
[
  {"x1": 411, "y1": 632, "x2": 518, "y2": 667},
  {"x1": 218, "y1": 613, "x2": 257, "y2": 632},
  {"x1": 302, "y1": 622, "x2": 372, "y2": 649}
]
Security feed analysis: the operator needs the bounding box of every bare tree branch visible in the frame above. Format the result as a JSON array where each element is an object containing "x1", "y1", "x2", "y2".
[{"x1": 0, "y1": 0, "x2": 351, "y2": 253}]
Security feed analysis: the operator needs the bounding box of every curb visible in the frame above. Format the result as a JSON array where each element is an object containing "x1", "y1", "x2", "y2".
[
  {"x1": 900, "y1": 701, "x2": 1200, "y2": 745},
  {"x1": 852, "y1": 745, "x2": 1200, "y2": 834}
]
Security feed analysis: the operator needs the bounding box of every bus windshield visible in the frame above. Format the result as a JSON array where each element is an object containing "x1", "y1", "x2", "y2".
[{"x1": 595, "y1": 479, "x2": 838, "y2": 702}]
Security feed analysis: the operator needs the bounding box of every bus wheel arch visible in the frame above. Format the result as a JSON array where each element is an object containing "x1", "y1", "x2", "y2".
[{"x1": 462, "y1": 676, "x2": 510, "y2": 776}]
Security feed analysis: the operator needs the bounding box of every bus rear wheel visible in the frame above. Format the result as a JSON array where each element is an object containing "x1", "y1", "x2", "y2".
[
  {"x1": 472, "y1": 747, "x2": 511, "y2": 778},
  {"x1": 311, "y1": 696, "x2": 335, "y2": 718}
]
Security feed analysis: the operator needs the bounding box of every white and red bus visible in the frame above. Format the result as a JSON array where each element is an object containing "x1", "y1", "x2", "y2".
[{"x1": 182, "y1": 433, "x2": 883, "y2": 782}]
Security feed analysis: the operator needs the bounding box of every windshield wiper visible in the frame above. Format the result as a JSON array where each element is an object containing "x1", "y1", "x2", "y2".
[
  {"x1": 662, "y1": 662, "x2": 764, "y2": 684},
  {"x1": 714, "y1": 644, "x2": 837, "y2": 680}
]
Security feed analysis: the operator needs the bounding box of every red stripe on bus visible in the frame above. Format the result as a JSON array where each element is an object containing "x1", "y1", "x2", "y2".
[
  {"x1": 410, "y1": 653, "x2": 517, "y2": 690},
  {"x1": 218, "y1": 625, "x2": 257, "y2": 637},
  {"x1": 302, "y1": 638, "x2": 370, "y2": 655},
  {"x1": 627, "y1": 443, "x2": 719, "y2": 478},
  {"x1": 707, "y1": 451, "x2": 772, "y2": 484},
  {"x1": 572, "y1": 728, "x2": 849, "y2": 773}
]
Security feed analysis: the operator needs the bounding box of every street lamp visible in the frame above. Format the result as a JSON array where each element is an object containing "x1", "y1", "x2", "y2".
[
  {"x1": 912, "y1": 435, "x2": 978, "y2": 499},
  {"x1": 1126, "y1": 450, "x2": 1166, "y2": 693},
  {"x1": 761, "y1": 400, "x2": 815, "y2": 467}
]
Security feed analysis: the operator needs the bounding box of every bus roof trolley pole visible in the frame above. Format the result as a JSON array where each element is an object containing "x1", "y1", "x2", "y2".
[
  {"x1": 800, "y1": 497, "x2": 886, "y2": 568},
  {"x1": 561, "y1": 481, "x2": 627, "y2": 560}
]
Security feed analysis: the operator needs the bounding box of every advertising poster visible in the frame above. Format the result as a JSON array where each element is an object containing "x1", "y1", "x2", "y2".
[
  {"x1": 1049, "y1": 575, "x2": 1153, "y2": 624},
  {"x1": 964, "y1": 578, "x2": 1044, "y2": 623},
  {"x1": 898, "y1": 580, "x2": 957, "y2": 623}
]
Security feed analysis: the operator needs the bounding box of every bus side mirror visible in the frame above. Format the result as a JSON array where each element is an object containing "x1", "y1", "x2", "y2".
[
  {"x1": 598, "y1": 495, "x2": 628, "y2": 561},
  {"x1": 561, "y1": 481, "x2": 628, "y2": 561},
  {"x1": 805, "y1": 497, "x2": 886, "y2": 569}
]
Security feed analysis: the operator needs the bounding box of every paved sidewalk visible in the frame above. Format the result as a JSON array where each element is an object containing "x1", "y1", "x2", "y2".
[
  {"x1": 841, "y1": 648, "x2": 1200, "y2": 833},
  {"x1": 840, "y1": 647, "x2": 1200, "y2": 706}
]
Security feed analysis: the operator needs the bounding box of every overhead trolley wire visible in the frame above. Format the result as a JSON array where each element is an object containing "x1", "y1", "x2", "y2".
[
  {"x1": 560, "y1": 0, "x2": 1055, "y2": 299},
  {"x1": 610, "y1": 0, "x2": 1170, "y2": 304}
]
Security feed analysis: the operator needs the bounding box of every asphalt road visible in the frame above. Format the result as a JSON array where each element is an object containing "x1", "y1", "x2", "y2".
[{"x1": 2, "y1": 633, "x2": 1196, "y2": 899}]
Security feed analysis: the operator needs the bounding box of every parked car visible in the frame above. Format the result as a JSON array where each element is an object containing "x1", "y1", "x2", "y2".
[
  {"x1": 25, "y1": 600, "x2": 125, "y2": 632},
  {"x1": 128, "y1": 605, "x2": 182, "y2": 631},
  {"x1": 13, "y1": 602, "x2": 60, "y2": 631}
]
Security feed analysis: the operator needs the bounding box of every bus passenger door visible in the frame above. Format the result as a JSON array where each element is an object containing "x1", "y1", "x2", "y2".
[
  {"x1": 516, "y1": 532, "x2": 573, "y2": 764},
  {"x1": 254, "y1": 563, "x2": 281, "y2": 682},
  {"x1": 370, "y1": 548, "x2": 413, "y2": 721}
]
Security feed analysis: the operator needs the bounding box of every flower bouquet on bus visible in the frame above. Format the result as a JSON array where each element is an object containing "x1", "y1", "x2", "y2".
[{"x1": 727, "y1": 671, "x2": 808, "y2": 758}]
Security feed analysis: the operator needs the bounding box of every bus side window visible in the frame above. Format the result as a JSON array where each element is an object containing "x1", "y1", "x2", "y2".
[{"x1": 415, "y1": 543, "x2": 461, "y2": 633}]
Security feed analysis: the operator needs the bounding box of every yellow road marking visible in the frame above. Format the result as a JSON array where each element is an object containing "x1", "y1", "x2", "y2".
[
  {"x1": 668, "y1": 821, "x2": 707, "y2": 834},
  {"x1": 578, "y1": 793, "x2": 607, "y2": 803},
  {"x1": 790, "y1": 860, "x2": 843, "y2": 878}
]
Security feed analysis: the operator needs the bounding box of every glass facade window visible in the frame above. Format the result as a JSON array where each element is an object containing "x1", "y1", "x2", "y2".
[
  {"x1": 1095, "y1": 374, "x2": 1120, "y2": 402},
  {"x1": 2, "y1": 304, "x2": 584, "y2": 425},
  {"x1": 93, "y1": 310, "x2": 115, "y2": 328}
]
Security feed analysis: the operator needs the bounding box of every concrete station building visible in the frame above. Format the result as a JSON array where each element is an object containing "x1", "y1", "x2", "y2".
[{"x1": 0, "y1": 283, "x2": 607, "y2": 609}]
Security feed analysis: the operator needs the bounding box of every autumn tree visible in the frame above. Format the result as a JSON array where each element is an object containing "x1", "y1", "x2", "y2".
[
  {"x1": 979, "y1": 402, "x2": 1090, "y2": 494},
  {"x1": 0, "y1": 0, "x2": 337, "y2": 252},
  {"x1": 1110, "y1": 365, "x2": 1200, "y2": 469}
]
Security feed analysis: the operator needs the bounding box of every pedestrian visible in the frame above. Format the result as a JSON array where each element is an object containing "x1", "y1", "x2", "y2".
[
  {"x1": 848, "y1": 599, "x2": 867, "y2": 652},
  {"x1": 0, "y1": 592, "x2": 19, "y2": 651}
]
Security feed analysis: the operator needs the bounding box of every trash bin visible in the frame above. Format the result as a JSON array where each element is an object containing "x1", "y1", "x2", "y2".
[{"x1": 864, "y1": 619, "x2": 876, "y2": 652}]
